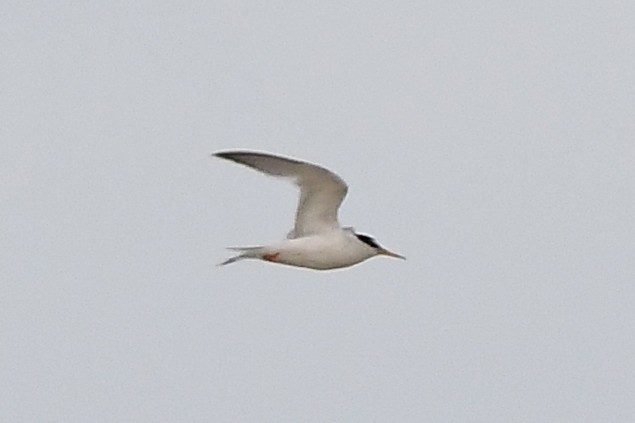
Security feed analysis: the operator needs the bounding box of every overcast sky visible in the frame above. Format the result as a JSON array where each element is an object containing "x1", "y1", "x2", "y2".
[{"x1": 2, "y1": 1, "x2": 635, "y2": 422}]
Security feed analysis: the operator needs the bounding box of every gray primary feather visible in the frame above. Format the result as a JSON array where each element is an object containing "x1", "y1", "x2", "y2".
[{"x1": 214, "y1": 151, "x2": 348, "y2": 238}]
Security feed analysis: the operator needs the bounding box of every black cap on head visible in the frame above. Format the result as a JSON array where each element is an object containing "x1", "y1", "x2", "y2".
[{"x1": 355, "y1": 233, "x2": 381, "y2": 249}]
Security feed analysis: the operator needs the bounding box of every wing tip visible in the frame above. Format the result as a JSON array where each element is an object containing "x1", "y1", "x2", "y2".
[
  {"x1": 213, "y1": 150, "x2": 298, "y2": 161},
  {"x1": 212, "y1": 150, "x2": 269, "y2": 163},
  {"x1": 212, "y1": 151, "x2": 233, "y2": 159}
]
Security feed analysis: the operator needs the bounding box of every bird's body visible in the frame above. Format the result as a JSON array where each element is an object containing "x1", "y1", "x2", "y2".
[
  {"x1": 227, "y1": 229, "x2": 377, "y2": 270},
  {"x1": 214, "y1": 151, "x2": 404, "y2": 270}
]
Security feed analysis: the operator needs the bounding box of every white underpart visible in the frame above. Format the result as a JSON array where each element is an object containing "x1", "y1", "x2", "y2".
[
  {"x1": 263, "y1": 230, "x2": 377, "y2": 270},
  {"x1": 215, "y1": 151, "x2": 399, "y2": 270}
]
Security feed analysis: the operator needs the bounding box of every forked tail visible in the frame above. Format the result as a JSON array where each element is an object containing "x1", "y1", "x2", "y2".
[{"x1": 218, "y1": 246, "x2": 264, "y2": 266}]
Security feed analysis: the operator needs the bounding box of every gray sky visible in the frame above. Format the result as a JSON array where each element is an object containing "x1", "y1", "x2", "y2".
[{"x1": 2, "y1": 1, "x2": 635, "y2": 422}]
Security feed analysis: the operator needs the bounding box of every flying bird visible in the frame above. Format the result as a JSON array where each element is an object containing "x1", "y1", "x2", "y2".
[{"x1": 214, "y1": 151, "x2": 405, "y2": 270}]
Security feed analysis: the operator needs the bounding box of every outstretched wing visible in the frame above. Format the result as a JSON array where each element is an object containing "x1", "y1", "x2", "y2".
[{"x1": 214, "y1": 151, "x2": 348, "y2": 237}]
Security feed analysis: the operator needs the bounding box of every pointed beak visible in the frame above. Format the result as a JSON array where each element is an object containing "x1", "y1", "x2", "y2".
[{"x1": 377, "y1": 248, "x2": 406, "y2": 260}]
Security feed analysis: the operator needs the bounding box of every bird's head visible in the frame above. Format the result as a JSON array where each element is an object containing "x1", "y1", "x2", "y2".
[{"x1": 354, "y1": 233, "x2": 406, "y2": 260}]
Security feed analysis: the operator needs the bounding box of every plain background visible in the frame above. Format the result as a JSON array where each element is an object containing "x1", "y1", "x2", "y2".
[{"x1": 2, "y1": 1, "x2": 634, "y2": 422}]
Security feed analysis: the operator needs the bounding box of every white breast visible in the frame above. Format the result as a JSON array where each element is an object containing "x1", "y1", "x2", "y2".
[{"x1": 271, "y1": 232, "x2": 375, "y2": 270}]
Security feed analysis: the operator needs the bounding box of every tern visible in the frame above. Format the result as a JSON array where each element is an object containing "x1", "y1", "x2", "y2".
[{"x1": 214, "y1": 151, "x2": 405, "y2": 270}]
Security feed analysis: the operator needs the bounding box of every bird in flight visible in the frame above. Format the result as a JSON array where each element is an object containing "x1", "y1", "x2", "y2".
[{"x1": 214, "y1": 151, "x2": 405, "y2": 270}]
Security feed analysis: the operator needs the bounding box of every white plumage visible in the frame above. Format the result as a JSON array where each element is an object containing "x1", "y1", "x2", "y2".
[{"x1": 214, "y1": 151, "x2": 405, "y2": 270}]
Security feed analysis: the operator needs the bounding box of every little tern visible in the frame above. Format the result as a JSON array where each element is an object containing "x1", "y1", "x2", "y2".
[{"x1": 214, "y1": 151, "x2": 405, "y2": 270}]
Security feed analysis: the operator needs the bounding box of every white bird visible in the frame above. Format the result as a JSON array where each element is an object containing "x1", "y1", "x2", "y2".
[{"x1": 214, "y1": 151, "x2": 405, "y2": 270}]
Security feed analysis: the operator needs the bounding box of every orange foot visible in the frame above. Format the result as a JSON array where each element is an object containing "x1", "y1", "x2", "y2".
[{"x1": 262, "y1": 252, "x2": 280, "y2": 262}]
